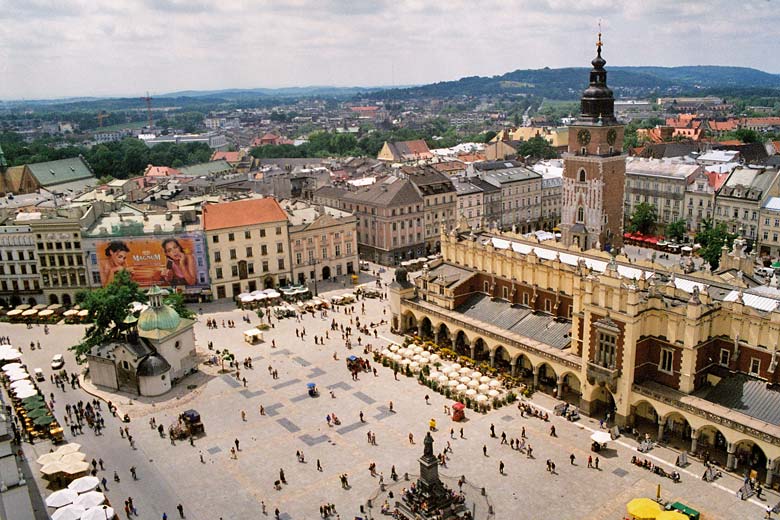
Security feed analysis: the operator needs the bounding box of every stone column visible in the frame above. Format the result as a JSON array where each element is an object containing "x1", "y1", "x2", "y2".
[
  {"x1": 434, "y1": 331, "x2": 439, "y2": 345},
  {"x1": 767, "y1": 459, "x2": 775, "y2": 487},
  {"x1": 510, "y1": 360, "x2": 517, "y2": 377},
  {"x1": 489, "y1": 350, "x2": 496, "y2": 368},
  {"x1": 726, "y1": 443, "x2": 736, "y2": 471},
  {"x1": 556, "y1": 376, "x2": 564, "y2": 400},
  {"x1": 469, "y1": 340, "x2": 476, "y2": 360},
  {"x1": 690, "y1": 429, "x2": 698, "y2": 454},
  {"x1": 657, "y1": 420, "x2": 665, "y2": 441},
  {"x1": 533, "y1": 366, "x2": 540, "y2": 388},
  {"x1": 417, "y1": 325, "x2": 423, "y2": 337}
]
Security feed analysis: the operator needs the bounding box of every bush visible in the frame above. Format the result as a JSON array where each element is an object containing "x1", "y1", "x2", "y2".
[
  {"x1": 492, "y1": 397, "x2": 501, "y2": 409},
  {"x1": 258, "y1": 323, "x2": 270, "y2": 330},
  {"x1": 506, "y1": 392, "x2": 517, "y2": 403},
  {"x1": 405, "y1": 365, "x2": 412, "y2": 377},
  {"x1": 382, "y1": 357, "x2": 389, "y2": 367},
  {"x1": 422, "y1": 364, "x2": 430, "y2": 376}
]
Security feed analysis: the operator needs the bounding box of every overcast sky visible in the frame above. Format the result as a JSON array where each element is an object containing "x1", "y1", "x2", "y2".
[{"x1": 1, "y1": 0, "x2": 778, "y2": 100}]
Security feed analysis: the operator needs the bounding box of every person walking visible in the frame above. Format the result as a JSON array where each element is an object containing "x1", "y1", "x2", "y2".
[
  {"x1": 177, "y1": 504, "x2": 185, "y2": 518},
  {"x1": 594, "y1": 456, "x2": 599, "y2": 469},
  {"x1": 482, "y1": 445, "x2": 488, "y2": 457},
  {"x1": 234, "y1": 438, "x2": 240, "y2": 451},
  {"x1": 570, "y1": 454, "x2": 576, "y2": 465},
  {"x1": 587, "y1": 455, "x2": 593, "y2": 468},
  {"x1": 499, "y1": 460, "x2": 505, "y2": 475}
]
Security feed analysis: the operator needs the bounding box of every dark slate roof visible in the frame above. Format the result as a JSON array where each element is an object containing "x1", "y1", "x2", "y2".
[
  {"x1": 425, "y1": 263, "x2": 474, "y2": 288},
  {"x1": 715, "y1": 142, "x2": 769, "y2": 165},
  {"x1": 474, "y1": 160, "x2": 525, "y2": 172},
  {"x1": 406, "y1": 167, "x2": 456, "y2": 196},
  {"x1": 455, "y1": 293, "x2": 571, "y2": 349},
  {"x1": 638, "y1": 143, "x2": 703, "y2": 159},
  {"x1": 137, "y1": 354, "x2": 171, "y2": 377},
  {"x1": 701, "y1": 374, "x2": 780, "y2": 425},
  {"x1": 26, "y1": 156, "x2": 95, "y2": 187},
  {"x1": 468, "y1": 177, "x2": 501, "y2": 194},
  {"x1": 342, "y1": 177, "x2": 423, "y2": 206}
]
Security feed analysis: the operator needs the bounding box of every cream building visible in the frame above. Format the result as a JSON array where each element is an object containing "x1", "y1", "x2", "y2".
[
  {"x1": 203, "y1": 197, "x2": 291, "y2": 299},
  {"x1": 0, "y1": 223, "x2": 41, "y2": 307}
]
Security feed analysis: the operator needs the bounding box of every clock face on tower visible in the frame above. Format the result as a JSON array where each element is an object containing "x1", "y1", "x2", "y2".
[
  {"x1": 577, "y1": 129, "x2": 591, "y2": 146},
  {"x1": 607, "y1": 128, "x2": 617, "y2": 146}
]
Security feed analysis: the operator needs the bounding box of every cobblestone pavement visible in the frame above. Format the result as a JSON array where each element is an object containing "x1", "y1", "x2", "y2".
[{"x1": 7, "y1": 264, "x2": 776, "y2": 519}]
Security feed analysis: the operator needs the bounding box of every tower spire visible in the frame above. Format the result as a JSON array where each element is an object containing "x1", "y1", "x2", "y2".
[{"x1": 597, "y1": 20, "x2": 603, "y2": 55}]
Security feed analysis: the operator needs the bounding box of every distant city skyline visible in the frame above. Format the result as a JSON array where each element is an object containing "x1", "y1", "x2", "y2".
[{"x1": 2, "y1": 0, "x2": 779, "y2": 100}]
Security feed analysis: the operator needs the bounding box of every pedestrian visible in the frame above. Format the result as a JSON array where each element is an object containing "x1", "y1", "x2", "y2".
[
  {"x1": 279, "y1": 468, "x2": 286, "y2": 484},
  {"x1": 490, "y1": 424, "x2": 496, "y2": 437},
  {"x1": 317, "y1": 459, "x2": 322, "y2": 471},
  {"x1": 260, "y1": 405, "x2": 265, "y2": 415},
  {"x1": 163, "y1": 513, "x2": 167, "y2": 520},
  {"x1": 101, "y1": 476, "x2": 108, "y2": 491},
  {"x1": 551, "y1": 461, "x2": 556, "y2": 474},
  {"x1": 570, "y1": 454, "x2": 575, "y2": 465},
  {"x1": 450, "y1": 428, "x2": 455, "y2": 439},
  {"x1": 241, "y1": 410, "x2": 246, "y2": 421},
  {"x1": 587, "y1": 455, "x2": 593, "y2": 468},
  {"x1": 177, "y1": 504, "x2": 184, "y2": 518},
  {"x1": 550, "y1": 425, "x2": 556, "y2": 437},
  {"x1": 275, "y1": 508, "x2": 280, "y2": 520},
  {"x1": 130, "y1": 466, "x2": 137, "y2": 480},
  {"x1": 99, "y1": 458, "x2": 104, "y2": 470},
  {"x1": 389, "y1": 401, "x2": 394, "y2": 412},
  {"x1": 499, "y1": 460, "x2": 505, "y2": 475},
  {"x1": 235, "y1": 438, "x2": 240, "y2": 451},
  {"x1": 230, "y1": 447, "x2": 237, "y2": 459},
  {"x1": 409, "y1": 433, "x2": 414, "y2": 444},
  {"x1": 359, "y1": 411, "x2": 364, "y2": 423},
  {"x1": 527, "y1": 444, "x2": 533, "y2": 458},
  {"x1": 459, "y1": 427, "x2": 464, "y2": 439},
  {"x1": 199, "y1": 451, "x2": 205, "y2": 464},
  {"x1": 521, "y1": 426, "x2": 526, "y2": 438},
  {"x1": 482, "y1": 445, "x2": 487, "y2": 457},
  {"x1": 594, "y1": 457, "x2": 599, "y2": 469},
  {"x1": 424, "y1": 395, "x2": 430, "y2": 405}
]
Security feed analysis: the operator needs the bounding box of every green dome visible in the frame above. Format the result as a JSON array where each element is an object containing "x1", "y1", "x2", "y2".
[{"x1": 138, "y1": 305, "x2": 181, "y2": 332}]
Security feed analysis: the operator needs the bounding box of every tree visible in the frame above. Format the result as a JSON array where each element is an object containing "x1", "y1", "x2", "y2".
[
  {"x1": 665, "y1": 219, "x2": 688, "y2": 243},
  {"x1": 517, "y1": 136, "x2": 558, "y2": 159},
  {"x1": 627, "y1": 202, "x2": 658, "y2": 235},
  {"x1": 695, "y1": 219, "x2": 736, "y2": 270},
  {"x1": 163, "y1": 292, "x2": 195, "y2": 319},
  {"x1": 70, "y1": 270, "x2": 147, "y2": 362},
  {"x1": 218, "y1": 349, "x2": 235, "y2": 372}
]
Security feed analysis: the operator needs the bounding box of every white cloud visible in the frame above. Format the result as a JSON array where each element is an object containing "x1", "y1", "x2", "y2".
[{"x1": 1, "y1": 0, "x2": 777, "y2": 99}]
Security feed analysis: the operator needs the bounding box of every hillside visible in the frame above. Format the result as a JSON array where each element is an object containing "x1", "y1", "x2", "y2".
[{"x1": 372, "y1": 65, "x2": 780, "y2": 100}]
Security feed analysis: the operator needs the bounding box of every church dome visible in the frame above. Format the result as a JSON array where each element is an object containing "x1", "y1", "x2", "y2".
[
  {"x1": 137, "y1": 286, "x2": 181, "y2": 332},
  {"x1": 137, "y1": 354, "x2": 171, "y2": 377}
]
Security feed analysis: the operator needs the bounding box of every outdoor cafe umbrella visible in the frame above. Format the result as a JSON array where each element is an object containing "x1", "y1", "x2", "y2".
[
  {"x1": 5, "y1": 309, "x2": 22, "y2": 317},
  {"x1": 21, "y1": 309, "x2": 38, "y2": 317},
  {"x1": 0, "y1": 349, "x2": 22, "y2": 361},
  {"x1": 13, "y1": 385, "x2": 36, "y2": 396},
  {"x1": 34, "y1": 415, "x2": 55, "y2": 427},
  {"x1": 9, "y1": 371, "x2": 30, "y2": 381},
  {"x1": 61, "y1": 460, "x2": 90, "y2": 476},
  {"x1": 56, "y1": 443, "x2": 82, "y2": 456},
  {"x1": 62, "y1": 309, "x2": 79, "y2": 317},
  {"x1": 656, "y1": 512, "x2": 688, "y2": 520},
  {"x1": 10, "y1": 378, "x2": 33, "y2": 389},
  {"x1": 82, "y1": 506, "x2": 115, "y2": 520},
  {"x1": 38, "y1": 309, "x2": 54, "y2": 317},
  {"x1": 73, "y1": 491, "x2": 106, "y2": 509},
  {"x1": 590, "y1": 431, "x2": 612, "y2": 444},
  {"x1": 68, "y1": 475, "x2": 99, "y2": 493},
  {"x1": 52, "y1": 504, "x2": 86, "y2": 520},
  {"x1": 626, "y1": 498, "x2": 661, "y2": 520},
  {"x1": 27, "y1": 408, "x2": 50, "y2": 419},
  {"x1": 14, "y1": 387, "x2": 38, "y2": 399},
  {"x1": 22, "y1": 395, "x2": 45, "y2": 406},
  {"x1": 60, "y1": 452, "x2": 86, "y2": 465},
  {"x1": 23, "y1": 397, "x2": 46, "y2": 409},
  {"x1": 33, "y1": 303, "x2": 48, "y2": 310},
  {"x1": 37, "y1": 451, "x2": 63, "y2": 466},
  {"x1": 40, "y1": 461, "x2": 67, "y2": 477},
  {"x1": 2, "y1": 362, "x2": 23, "y2": 372},
  {"x1": 45, "y1": 488, "x2": 78, "y2": 508}
]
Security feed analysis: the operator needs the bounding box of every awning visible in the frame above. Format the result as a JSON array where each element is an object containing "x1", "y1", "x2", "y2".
[{"x1": 626, "y1": 498, "x2": 661, "y2": 520}]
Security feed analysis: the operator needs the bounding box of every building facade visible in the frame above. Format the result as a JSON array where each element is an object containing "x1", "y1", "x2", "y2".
[
  {"x1": 0, "y1": 223, "x2": 41, "y2": 306},
  {"x1": 475, "y1": 161, "x2": 542, "y2": 233},
  {"x1": 560, "y1": 36, "x2": 626, "y2": 251},
  {"x1": 714, "y1": 166, "x2": 780, "y2": 244},
  {"x1": 685, "y1": 169, "x2": 727, "y2": 234},
  {"x1": 407, "y1": 167, "x2": 457, "y2": 253},
  {"x1": 453, "y1": 178, "x2": 484, "y2": 230},
  {"x1": 393, "y1": 226, "x2": 780, "y2": 487},
  {"x1": 202, "y1": 198, "x2": 291, "y2": 299}
]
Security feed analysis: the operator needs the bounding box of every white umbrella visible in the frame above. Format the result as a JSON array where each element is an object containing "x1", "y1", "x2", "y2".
[
  {"x1": 459, "y1": 376, "x2": 471, "y2": 384},
  {"x1": 397, "y1": 348, "x2": 408, "y2": 357},
  {"x1": 2, "y1": 362, "x2": 23, "y2": 372},
  {"x1": 467, "y1": 380, "x2": 480, "y2": 389},
  {"x1": 40, "y1": 461, "x2": 66, "y2": 477},
  {"x1": 73, "y1": 491, "x2": 106, "y2": 509},
  {"x1": 489, "y1": 380, "x2": 501, "y2": 388},
  {"x1": 63, "y1": 309, "x2": 79, "y2": 317},
  {"x1": 465, "y1": 389, "x2": 477, "y2": 397},
  {"x1": 400, "y1": 359, "x2": 410, "y2": 366},
  {"x1": 476, "y1": 395, "x2": 488, "y2": 402},
  {"x1": 413, "y1": 346, "x2": 423, "y2": 354},
  {"x1": 470, "y1": 371, "x2": 482, "y2": 379},
  {"x1": 437, "y1": 375, "x2": 449, "y2": 384},
  {"x1": 10, "y1": 379, "x2": 34, "y2": 390},
  {"x1": 447, "y1": 380, "x2": 459, "y2": 388},
  {"x1": 56, "y1": 443, "x2": 82, "y2": 456},
  {"x1": 458, "y1": 367, "x2": 471, "y2": 375},
  {"x1": 61, "y1": 460, "x2": 90, "y2": 475},
  {"x1": 46, "y1": 488, "x2": 78, "y2": 508},
  {"x1": 82, "y1": 506, "x2": 115, "y2": 520},
  {"x1": 487, "y1": 389, "x2": 500, "y2": 398},
  {"x1": 0, "y1": 349, "x2": 21, "y2": 361},
  {"x1": 22, "y1": 309, "x2": 38, "y2": 316},
  {"x1": 381, "y1": 349, "x2": 392, "y2": 357},
  {"x1": 479, "y1": 376, "x2": 491, "y2": 384},
  {"x1": 52, "y1": 504, "x2": 86, "y2": 520},
  {"x1": 429, "y1": 354, "x2": 441, "y2": 362},
  {"x1": 39, "y1": 309, "x2": 54, "y2": 317},
  {"x1": 60, "y1": 452, "x2": 86, "y2": 465},
  {"x1": 5, "y1": 309, "x2": 23, "y2": 316},
  {"x1": 37, "y1": 452, "x2": 63, "y2": 466},
  {"x1": 409, "y1": 362, "x2": 420, "y2": 371},
  {"x1": 389, "y1": 345, "x2": 399, "y2": 352},
  {"x1": 478, "y1": 384, "x2": 490, "y2": 393},
  {"x1": 420, "y1": 351, "x2": 431, "y2": 358},
  {"x1": 441, "y1": 367, "x2": 453, "y2": 376},
  {"x1": 412, "y1": 355, "x2": 422, "y2": 362},
  {"x1": 451, "y1": 363, "x2": 461, "y2": 370},
  {"x1": 428, "y1": 371, "x2": 441, "y2": 379},
  {"x1": 77, "y1": 309, "x2": 89, "y2": 317},
  {"x1": 8, "y1": 372, "x2": 29, "y2": 381},
  {"x1": 418, "y1": 358, "x2": 429, "y2": 366},
  {"x1": 14, "y1": 387, "x2": 37, "y2": 398},
  {"x1": 456, "y1": 384, "x2": 467, "y2": 392},
  {"x1": 68, "y1": 475, "x2": 99, "y2": 493},
  {"x1": 590, "y1": 431, "x2": 612, "y2": 444}
]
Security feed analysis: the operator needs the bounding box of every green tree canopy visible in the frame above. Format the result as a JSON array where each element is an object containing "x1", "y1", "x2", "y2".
[
  {"x1": 695, "y1": 219, "x2": 736, "y2": 270},
  {"x1": 70, "y1": 270, "x2": 147, "y2": 362},
  {"x1": 517, "y1": 136, "x2": 558, "y2": 160},
  {"x1": 665, "y1": 219, "x2": 688, "y2": 242},
  {"x1": 627, "y1": 202, "x2": 658, "y2": 235}
]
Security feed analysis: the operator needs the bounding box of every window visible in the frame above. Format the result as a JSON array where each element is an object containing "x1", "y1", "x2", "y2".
[
  {"x1": 246, "y1": 247, "x2": 253, "y2": 258},
  {"x1": 578, "y1": 169, "x2": 586, "y2": 182},
  {"x1": 214, "y1": 251, "x2": 221, "y2": 263},
  {"x1": 346, "y1": 242, "x2": 353, "y2": 254},
  {"x1": 231, "y1": 265, "x2": 239, "y2": 277},
  {"x1": 659, "y1": 348, "x2": 673, "y2": 374},
  {"x1": 261, "y1": 245, "x2": 268, "y2": 256},
  {"x1": 308, "y1": 250, "x2": 314, "y2": 263},
  {"x1": 260, "y1": 229, "x2": 266, "y2": 238},
  {"x1": 483, "y1": 281, "x2": 489, "y2": 293},
  {"x1": 522, "y1": 293, "x2": 529, "y2": 306},
  {"x1": 750, "y1": 358, "x2": 761, "y2": 376},
  {"x1": 278, "y1": 259, "x2": 285, "y2": 270},
  {"x1": 577, "y1": 207, "x2": 584, "y2": 223},
  {"x1": 247, "y1": 263, "x2": 254, "y2": 275},
  {"x1": 277, "y1": 243, "x2": 283, "y2": 254},
  {"x1": 502, "y1": 286, "x2": 509, "y2": 300},
  {"x1": 262, "y1": 261, "x2": 269, "y2": 272},
  {"x1": 296, "y1": 252, "x2": 302, "y2": 265},
  {"x1": 335, "y1": 244, "x2": 341, "y2": 257},
  {"x1": 596, "y1": 332, "x2": 616, "y2": 368},
  {"x1": 276, "y1": 226, "x2": 282, "y2": 235},
  {"x1": 212, "y1": 235, "x2": 219, "y2": 243},
  {"x1": 229, "y1": 249, "x2": 237, "y2": 260},
  {"x1": 322, "y1": 247, "x2": 327, "y2": 259},
  {"x1": 719, "y1": 349, "x2": 730, "y2": 366},
  {"x1": 244, "y1": 230, "x2": 251, "y2": 239},
  {"x1": 228, "y1": 233, "x2": 235, "y2": 242},
  {"x1": 544, "y1": 299, "x2": 552, "y2": 313},
  {"x1": 215, "y1": 267, "x2": 223, "y2": 279}
]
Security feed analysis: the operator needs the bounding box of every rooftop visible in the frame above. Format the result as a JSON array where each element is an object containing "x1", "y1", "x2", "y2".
[
  {"x1": 202, "y1": 197, "x2": 288, "y2": 231},
  {"x1": 698, "y1": 373, "x2": 780, "y2": 425},
  {"x1": 26, "y1": 156, "x2": 95, "y2": 188},
  {"x1": 626, "y1": 157, "x2": 702, "y2": 179}
]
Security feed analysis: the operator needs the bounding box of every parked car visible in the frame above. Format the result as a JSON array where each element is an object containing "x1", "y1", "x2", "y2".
[
  {"x1": 34, "y1": 368, "x2": 45, "y2": 382},
  {"x1": 50, "y1": 354, "x2": 65, "y2": 370}
]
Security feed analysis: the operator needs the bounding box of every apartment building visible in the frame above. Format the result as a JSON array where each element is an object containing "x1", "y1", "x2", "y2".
[
  {"x1": 452, "y1": 178, "x2": 484, "y2": 229},
  {"x1": 406, "y1": 167, "x2": 457, "y2": 253},
  {"x1": 624, "y1": 158, "x2": 702, "y2": 233},
  {"x1": 684, "y1": 169, "x2": 729, "y2": 233},
  {"x1": 475, "y1": 160, "x2": 542, "y2": 233},
  {"x1": 714, "y1": 166, "x2": 780, "y2": 243},
  {"x1": 0, "y1": 223, "x2": 40, "y2": 306},
  {"x1": 202, "y1": 198, "x2": 291, "y2": 299}
]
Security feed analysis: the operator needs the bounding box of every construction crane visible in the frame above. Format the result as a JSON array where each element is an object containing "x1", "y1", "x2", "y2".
[
  {"x1": 96, "y1": 111, "x2": 110, "y2": 128},
  {"x1": 140, "y1": 92, "x2": 153, "y2": 129}
]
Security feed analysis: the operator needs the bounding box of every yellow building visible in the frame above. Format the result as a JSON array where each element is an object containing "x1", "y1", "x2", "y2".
[{"x1": 392, "y1": 226, "x2": 780, "y2": 487}]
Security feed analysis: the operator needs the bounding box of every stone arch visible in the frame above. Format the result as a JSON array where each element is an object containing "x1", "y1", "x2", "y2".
[
  {"x1": 436, "y1": 322, "x2": 451, "y2": 347},
  {"x1": 535, "y1": 362, "x2": 558, "y2": 396},
  {"x1": 733, "y1": 438, "x2": 768, "y2": 480},
  {"x1": 558, "y1": 370, "x2": 582, "y2": 406},
  {"x1": 696, "y1": 425, "x2": 731, "y2": 468},
  {"x1": 472, "y1": 337, "x2": 489, "y2": 362},
  {"x1": 454, "y1": 330, "x2": 471, "y2": 357},
  {"x1": 419, "y1": 317, "x2": 433, "y2": 340},
  {"x1": 630, "y1": 399, "x2": 661, "y2": 438},
  {"x1": 49, "y1": 294, "x2": 59, "y2": 305},
  {"x1": 586, "y1": 384, "x2": 616, "y2": 424},
  {"x1": 401, "y1": 311, "x2": 417, "y2": 334},
  {"x1": 27, "y1": 297, "x2": 37, "y2": 306},
  {"x1": 491, "y1": 345, "x2": 511, "y2": 371},
  {"x1": 510, "y1": 353, "x2": 534, "y2": 382},
  {"x1": 659, "y1": 411, "x2": 693, "y2": 450},
  {"x1": 62, "y1": 294, "x2": 72, "y2": 306}
]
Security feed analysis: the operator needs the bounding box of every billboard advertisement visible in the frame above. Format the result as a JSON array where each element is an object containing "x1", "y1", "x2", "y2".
[{"x1": 93, "y1": 234, "x2": 209, "y2": 289}]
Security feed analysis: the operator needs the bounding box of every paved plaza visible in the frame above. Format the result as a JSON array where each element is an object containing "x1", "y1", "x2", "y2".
[{"x1": 7, "y1": 265, "x2": 778, "y2": 519}]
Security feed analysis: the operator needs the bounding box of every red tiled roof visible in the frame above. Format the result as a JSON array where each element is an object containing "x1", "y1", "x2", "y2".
[
  {"x1": 211, "y1": 151, "x2": 241, "y2": 163},
  {"x1": 144, "y1": 165, "x2": 181, "y2": 177},
  {"x1": 403, "y1": 139, "x2": 431, "y2": 155},
  {"x1": 742, "y1": 117, "x2": 780, "y2": 126},
  {"x1": 202, "y1": 198, "x2": 288, "y2": 231},
  {"x1": 772, "y1": 141, "x2": 780, "y2": 154},
  {"x1": 457, "y1": 153, "x2": 486, "y2": 163},
  {"x1": 350, "y1": 106, "x2": 379, "y2": 112},
  {"x1": 706, "y1": 171, "x2": 729, "y2": 190},
  {"x1": 261, "y1": 132, "x2": 279, "y2": 140},
  {"x1": 708, "y1": 120, "x2": 738, "y2": 131},
  {"x1": 717, "y1": 139, "x2": 742, "y2": 146}
]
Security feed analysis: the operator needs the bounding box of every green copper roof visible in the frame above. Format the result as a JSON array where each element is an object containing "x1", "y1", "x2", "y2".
[
  {"x1": 138, "y1": 305, "x2": 181, "y2": 332},
  {"x1": 26, "y1": 156, "x2": 95, "y2": 187}
]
